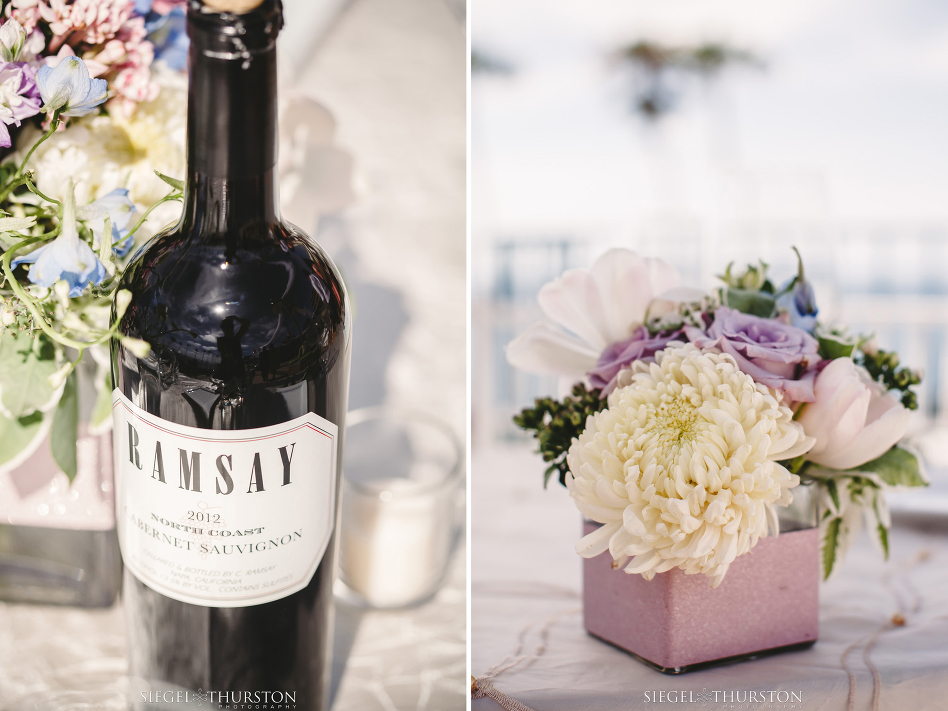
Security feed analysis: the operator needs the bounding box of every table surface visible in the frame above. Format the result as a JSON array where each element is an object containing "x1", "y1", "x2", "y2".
[
  {"x1": 0, "y1": 0, "x2": 467, "y2": 709},
  {"x1": 0, "y1": 546, "x2": 465, "y2": 710},
  {"x1": 472, "y1": 442, "x2": 948, "y2": 711}
]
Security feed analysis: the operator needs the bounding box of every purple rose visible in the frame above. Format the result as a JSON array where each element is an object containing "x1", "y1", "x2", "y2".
[
  {"x1": 685, "y1": 307, "x2": 822, "y2": 402},
  {"x1": 0, "y1": 61, "x2": 41, "y2": 148},
  {"x1": 587, "y1": 327, "x2": 683, "y2": 396}
]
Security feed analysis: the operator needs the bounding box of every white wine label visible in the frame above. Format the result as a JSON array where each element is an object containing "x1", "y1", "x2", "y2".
[{"x1": 112, "y1": 389, "x2": 337, "y2": 608}]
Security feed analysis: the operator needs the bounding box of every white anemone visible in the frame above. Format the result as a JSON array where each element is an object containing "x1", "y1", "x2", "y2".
[
  {"x1": 505, "y1": 249, "x2": 682, "y2": 381},
  {"x1": 566, "y1": 343, "x2": 815, "y2": 586}
]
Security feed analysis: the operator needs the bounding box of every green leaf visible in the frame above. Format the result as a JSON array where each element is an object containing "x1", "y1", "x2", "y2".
[
  {"x1": 822, "y1": 517, "x2": 842, "y2": 580},
  {"x1": 0, "y1": 409, "x2": 47, "y2": 470},
  {"x1": 724, "y1": 287, "x2": 777, "y2": 318},
  {"x1": 856, "y1": 446, "x2": 927, "y2": 488},
  {"x1": 854, "y1": 347, "x2": 922, "y2": 411},
  {"x1": 0, "y1": 331, "x2": 60, "y2": 418},
  {"x1": 543, "y1": 465, "x2": 556, "y2": 489},
  {"x1": 847, "y1": 475, "x2": 878, "y2": 500},
  {"x1": 825, "y1": 478, "x2": 840, "y2": 513},
  {"x1": 817, "y1": 333, "x2": 855, "y2": 360},
  {"x1": 50, "y1": 371, "x2": 78, "y2": 481},
  {"x1": 867, "y1": 489, "x2": 890, "y2": 560},
  {"x1": 513, "y1": 383, "x2": 606, "y2": 489},
  {"x1": 877, "y1": 522, "x2": 889, "y2": 560},
  {"x1": 154, "y1": 170, "x2": 184, "y2": 191},
  {"x1": 90, "y1": 368, "x2": 113, "y2": 431}
]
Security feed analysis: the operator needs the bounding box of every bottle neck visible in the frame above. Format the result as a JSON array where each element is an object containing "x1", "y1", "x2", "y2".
[
  {"x1": 180, "y1": 170, "x2": 280, "y2": 236},
  {"x1": 182, "y1": 10, "x2": 280, "y2": 232}
]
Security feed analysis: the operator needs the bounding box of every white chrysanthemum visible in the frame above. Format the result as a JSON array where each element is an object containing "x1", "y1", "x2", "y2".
[
  {"x1": 17, "y1": 65, "x2": 186, "y2": 242},
  {"x1": 566, "y1": 343, "x2": 815, "y2": 587}
]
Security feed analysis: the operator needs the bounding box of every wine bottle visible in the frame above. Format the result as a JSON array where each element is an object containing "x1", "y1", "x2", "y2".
[{"x1": 110, "y1": 1, "x2": 350, "y2": 708}]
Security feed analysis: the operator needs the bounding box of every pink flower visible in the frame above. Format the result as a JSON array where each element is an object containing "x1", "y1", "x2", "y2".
[
  {"x1": 92, "y1": 37, "x2": 127, "y2": 64},
  {"x1": 5, "y1": 0, "x2": 157, "y2": 112},
  {"x1": 586, "y1": 327, "x2": 683, "y2": 396},
  {"x1": 45, "y1": 44, "x2": 109, "y2": 77},
  {"x1": 150, "y1": 0, "x2": 186, "y2": 13},
  {"x1": 5, "y1": 0, "x2": 45, "y2": 34},
  {"x1": 116, "y1": 12, "x2": 146, "y2": 45},
  {"x1": 686, "y1": 307, "x2": 822, "y2": 403},
  {"x1": 109, "y1": 38, "x2": 158, "y2": 111},
  {"x1": 798, "y1": 358, "x2": 911, "y2": 470},
  {"x1": 0, "y1": 61, "x2": 41, "y2": 147},
  {"x1": 42, "y1": 0, "x2": 135, "y2": 50}
]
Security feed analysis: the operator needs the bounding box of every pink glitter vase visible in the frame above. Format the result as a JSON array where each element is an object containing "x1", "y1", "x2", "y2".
[{"x1": 582, "y1": 493, "x2": 820, "y2": 673}]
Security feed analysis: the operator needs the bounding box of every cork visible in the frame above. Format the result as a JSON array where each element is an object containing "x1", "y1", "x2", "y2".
[{"x1": 201, "y1": 0, "x2": 266, "y2": 12}]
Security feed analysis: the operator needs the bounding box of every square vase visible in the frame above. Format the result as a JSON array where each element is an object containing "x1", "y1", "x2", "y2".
[
  {"x1": 582, "y1": 520, "x2": 819, "y2": 673},
  {"x1": 0, "y1": 362, "x2": 121, "y2": 607}
]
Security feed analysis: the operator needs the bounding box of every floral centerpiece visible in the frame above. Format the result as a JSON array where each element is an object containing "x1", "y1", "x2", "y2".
[
  {"x1": 0, "y1": 1, "x2": 187, "y2": 490},
  {"x1": 507, "y1": 248, "x2": 926, "y2": 670}
]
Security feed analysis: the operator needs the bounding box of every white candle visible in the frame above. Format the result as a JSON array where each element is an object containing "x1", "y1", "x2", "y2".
[
  {"x1": 340, "y1": 478, "x2": 455, "y2": 607},
  {"x1": 337, "y1": 409, "x2": 461, "y2": 608}
]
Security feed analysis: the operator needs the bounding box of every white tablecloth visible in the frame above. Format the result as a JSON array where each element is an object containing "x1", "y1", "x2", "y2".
[
  {"x1": 472, "y1": 443, "x2": 948, "y2": 711},
  {"x1": 0, "y1": 547, "x2": 465, "y2": 710}
]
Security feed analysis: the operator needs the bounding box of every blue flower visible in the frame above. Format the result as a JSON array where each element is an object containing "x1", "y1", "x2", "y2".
[
  {"x1": 77, "y1": 188, "x2": 138, "y2": 258},
  {"x1": 12, "y1": 183, "x2": 107, "y2": 297},
  {"x1": 134, "y1": 0, "x2": 153, "y2": 13},
  {"x1": 777, "y1": 248, "x2": 818, "y2": 333},
  {"x1": 146, "y1": 7, "x2": 189, "y2": 71},
  {"x1": 35, "y1": 57, "x2": 108, "y2": 117}
]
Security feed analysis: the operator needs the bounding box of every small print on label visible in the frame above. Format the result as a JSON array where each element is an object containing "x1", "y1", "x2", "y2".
[{"x1": 112, "y1": 390, "x2": 337, "y2": 608}]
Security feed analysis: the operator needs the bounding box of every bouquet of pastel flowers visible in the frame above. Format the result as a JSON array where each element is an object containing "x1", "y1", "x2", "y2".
[
  {"x1": 0, "y1": 0, "x2": 188, "y2": 483},
  {"x1": 509, "y1": 248, "x2": 926, "y2": 584}
]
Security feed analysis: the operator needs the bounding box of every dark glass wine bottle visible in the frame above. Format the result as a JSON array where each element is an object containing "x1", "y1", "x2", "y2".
[{"x1": 111, "y1": 2, "x2": 350, "y2": 708}]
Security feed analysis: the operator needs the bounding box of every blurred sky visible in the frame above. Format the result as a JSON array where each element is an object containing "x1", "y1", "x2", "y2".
[{"x1": 472, "y1": 0, "x2": 948, "y2": 280}]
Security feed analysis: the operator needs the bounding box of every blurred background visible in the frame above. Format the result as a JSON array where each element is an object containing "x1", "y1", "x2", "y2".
[
  {"x1": 472, "y1": 0, "x2": 948, "y2": 468},
  {"x1": 280, "y1": 2, "x2": 467, "y2": 709}
]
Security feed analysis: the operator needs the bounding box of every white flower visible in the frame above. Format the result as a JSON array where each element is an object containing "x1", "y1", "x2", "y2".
[
  {"x1": 20, "y1": 27, "x2": 44, "y2": 64},
  {"x1": 52, "y1": 278, "x2": 70, "y2": 309},
  {"x1": 16, "y1": 67, "x2": 186, "y2": 243},
  {"x1": 506, "y1": 248, "x2": 682, "y2": 380},
  {"x1": 35, "y1": 56, "x2": 108, "y2": 117},
  {"x1": 120, "y1": 336, "x2": 150, "y2": 359},
  {"x1": 0, "y1": 303, "x2": 16, "y2": 326},
  {"x1": 114, "y1": 288, "x2": 132, "y2": 320},
  {"x1": 798, "y1": 357, "x2": 911, "y2": 471},
  {"x1": 567, "y1": 343, "x2": 814, "y2": 587},
  {"x1": 0, "y1": 214, "x2": 35, "y2": 234},
  {"x1": 0, "y1": 19, "x2": 26, "y2": 62},
  {"x1": 47, "y1": 362, "x2": 72, "y2": 389},
  {"x1": 77, "y1": 187, "x2": 137, "y2": 256}
]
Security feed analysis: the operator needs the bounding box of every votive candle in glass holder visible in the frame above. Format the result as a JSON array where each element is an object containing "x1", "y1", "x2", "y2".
[{"x1": 337, "y1": 407, "x2": 463, "y2": 609}]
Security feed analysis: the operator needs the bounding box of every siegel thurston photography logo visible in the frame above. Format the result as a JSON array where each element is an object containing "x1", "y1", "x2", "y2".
[
  {"x1": 643, "y1": 688, "x2": 804, "y2": 708},
  {"x1": 140, "y1": 689, "x2": 297, "y2": 709}
]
